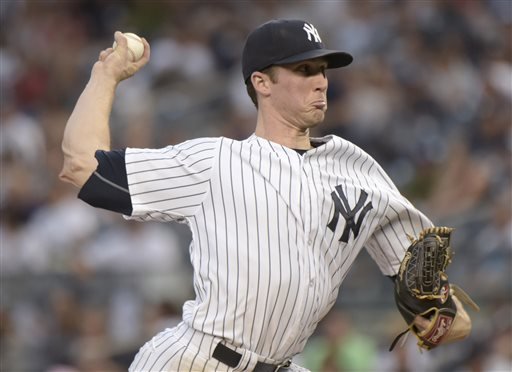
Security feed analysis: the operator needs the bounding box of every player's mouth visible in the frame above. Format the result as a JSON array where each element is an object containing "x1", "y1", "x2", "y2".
[{"x1": 312, "y1": 100, "x2": 327, "y2": 110}]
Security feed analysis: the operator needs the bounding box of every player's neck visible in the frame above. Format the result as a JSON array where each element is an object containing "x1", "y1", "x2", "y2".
[{"x1": 255, "y1": 114, "x2": 312, "y2": 150}]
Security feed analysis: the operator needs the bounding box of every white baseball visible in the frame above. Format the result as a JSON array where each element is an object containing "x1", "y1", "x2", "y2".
[{"x1": 112, "y1": 32, "x2": 144, "y2": 61}]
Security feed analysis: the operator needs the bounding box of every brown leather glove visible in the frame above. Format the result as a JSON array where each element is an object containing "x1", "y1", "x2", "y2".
[{"x1": 390, "y1": 227, "x2": 479, "y2": 351}]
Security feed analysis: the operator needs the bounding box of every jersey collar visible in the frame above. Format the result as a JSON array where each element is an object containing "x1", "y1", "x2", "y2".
[{"x1": 246, "y1": 133, "x2": 332, "y2": 154}]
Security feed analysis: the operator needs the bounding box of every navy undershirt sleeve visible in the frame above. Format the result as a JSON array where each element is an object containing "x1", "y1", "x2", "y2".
[{"x1": 78, "y1": 149, "x2": 133, "y2": 215}]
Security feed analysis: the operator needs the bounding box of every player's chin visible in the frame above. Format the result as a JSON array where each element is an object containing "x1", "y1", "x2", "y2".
[{"x1": 309, "y1": 110, "x2": 326, "y2": 126}]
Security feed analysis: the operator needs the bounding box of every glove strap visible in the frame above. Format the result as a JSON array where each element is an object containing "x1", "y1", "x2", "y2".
[
  {"x1": 416, "y1": 307, "x2": 456, "y2": 349},
  {"x1": 389, "y1": 328, "x2": 411, "y2": 351},
  {"x1": 451, "y1": 284, "x2": 480, "y2": 312}
]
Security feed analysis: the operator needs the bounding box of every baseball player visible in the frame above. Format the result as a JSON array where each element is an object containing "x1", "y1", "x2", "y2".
[{"x1": 60, "y1": 19, "x2": 475, "y2": 371}]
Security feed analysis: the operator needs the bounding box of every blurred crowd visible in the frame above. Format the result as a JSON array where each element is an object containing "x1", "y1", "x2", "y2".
[{"x1": 1, "y1": 0, "x2": 510, "y2": 371}]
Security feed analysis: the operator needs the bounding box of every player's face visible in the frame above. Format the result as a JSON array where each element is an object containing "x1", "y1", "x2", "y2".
[{"x1": 270, "y1": 59, "x2": 329, "y2": 129}]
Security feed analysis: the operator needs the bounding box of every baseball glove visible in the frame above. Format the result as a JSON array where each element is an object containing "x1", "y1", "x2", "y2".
[{"x1": 389, "y1": 227, "x2": 479, "y2": 351}]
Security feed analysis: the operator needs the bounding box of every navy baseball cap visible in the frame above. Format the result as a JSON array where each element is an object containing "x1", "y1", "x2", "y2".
[{"x1": 242, "y1": 19, "x2": 353, "y2": 83}]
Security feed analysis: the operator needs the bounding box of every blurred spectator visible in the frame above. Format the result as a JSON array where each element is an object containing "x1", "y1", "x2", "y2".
[{"x1": 298, "y1": 309, "x2": 377, "y2": 372}]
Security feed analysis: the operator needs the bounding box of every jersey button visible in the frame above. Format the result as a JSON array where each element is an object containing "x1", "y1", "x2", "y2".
[{"x1": 309, "y1": 279, "x2": 315, "y2": 287}]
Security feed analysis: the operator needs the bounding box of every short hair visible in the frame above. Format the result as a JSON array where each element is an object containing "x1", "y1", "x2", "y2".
[{"x1": 245, "y1": 66, "x2": 278, "y2": 108}]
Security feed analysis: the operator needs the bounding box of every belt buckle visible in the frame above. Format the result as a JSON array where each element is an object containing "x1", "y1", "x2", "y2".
[{"x1": 274, "y1": 360, "x2": 291, "y2": 371}]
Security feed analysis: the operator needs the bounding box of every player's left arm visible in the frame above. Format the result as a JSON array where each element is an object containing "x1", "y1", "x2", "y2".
[
  {"x1": 363, "y1": 158, "x2": 479, "y2": 351},
  {"x1": 365, "y1": 194, "x2": 478, "y2": 350},
  {"x1": 389, "y1": 227, "x2": 480, "y2": 351}
]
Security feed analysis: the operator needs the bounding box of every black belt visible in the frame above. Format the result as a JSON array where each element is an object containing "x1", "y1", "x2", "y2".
[{"x1": 212, "y1": 343, "x2": 291, "y2": 372}]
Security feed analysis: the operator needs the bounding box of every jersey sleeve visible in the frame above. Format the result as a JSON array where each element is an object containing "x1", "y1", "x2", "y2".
[
  {"x1": 364, "y1": 165, "x2": 433, "y2": 276},
  {"x1": 78, "y1": 149, "x2": 132, "y2": 216},
  {"x1": 124, "y1": 137, "x2": 220, "y2": 222}
]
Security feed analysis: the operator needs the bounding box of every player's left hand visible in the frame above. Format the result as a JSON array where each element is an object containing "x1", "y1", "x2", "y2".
[
  {"x1": 413, "y1": 291, "x2": 474, "y2": 346},
  {"x1": 390, "y1": 227, "x2": 479, "y2": 351}
]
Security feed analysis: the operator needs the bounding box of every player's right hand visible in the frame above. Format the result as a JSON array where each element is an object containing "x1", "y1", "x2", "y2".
[{"x1": 92, "y1": 31, "x2": 150, "y2": 84}]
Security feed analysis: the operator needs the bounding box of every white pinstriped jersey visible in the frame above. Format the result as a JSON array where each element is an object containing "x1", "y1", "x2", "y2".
[{"x1": 125, "y1": 134, "x2": 432, "y2": 361}]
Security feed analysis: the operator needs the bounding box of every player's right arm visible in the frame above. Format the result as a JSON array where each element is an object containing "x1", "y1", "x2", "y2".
[{"x1": 59, "y1": 31, "x2": 150, "y2": 188}]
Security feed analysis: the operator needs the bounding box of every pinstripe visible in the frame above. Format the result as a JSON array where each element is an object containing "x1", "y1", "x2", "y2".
[
  {"x1": 240, "y1": 141, "x2": 251, "y2": 348},
  {"x1": 309, "y1": 145, "x2": 328, "y2": 255},
  {"x1": 209, "y1": 176, "x2": 221, "y2": 336},
  {"x1": 154, "y1": 331, "x2": 176, "y2": 348},
  {"x1": 227, "y1": 140, "x2": 240, "y2": 342},
  {"x1": 132, "y1": 191, "x2": 206, "y2": 206},
  {"x1": 138, "y1": 350, "x2": 152, "y2": 372},
  {"x1": 128, "y1": 155, "x2": 213, "y2": 175},
  {"x1": 276, "y1": 148, "x2": 303, "y2": 357},
  {"x1": 127, "y1": 144, "x2": 214, "y2": 166},
  {"x1": 197, "y1": 204, "x2": 212, "y2": 331},
  {"x1": 191, "y1": 216, "x2": 206, "y2": 303},
  {"x1": 384, "y1": 213, "x2": 411, "y2": 258},
  {"x1": 176, "y1": 324, "x2": 198, "y2": 370},
  {"x1": 295, "y1": 158, "x2": 316, "y2": 352},
  {"x1": 158, "y1": 344, "x2": 187, "y2": 371},
  {"x1": 125, "y1": 134, "x2": 433, "y2": 366},
  {"x1": 131, "y1": 344, "x2": 150, "y2": 371},
  {"x1": 216, "y1": 138, "x2": 230, "y2": 336},
  {"x1": 131, "y1": 179, "x2": 209, "y2": 196},
  {"x1": 127, "y1": 139, "x2": 216, "y2": 157},
  {"x1": 129, "y1": 167, "x2": 211, "y2": 185},
  {"x1": 263, "y1": 190, "x2": 282, "y2": 355},
  {"x1": 263, "y1": 155, "x2": 284, "y2": 356},
  {"x1": 268, "y1": 148, "x2": 294, "y2": 353},
  {"x1": 380, "y1": 220, "x2": 402, "y2": 264},
  {"x1": 309, "y1": 147, "x2": 330, "y2": 318},
  {"x1": 188, "y1": 331, "x2": 205, "y2": 371},
  {"x1": 248, "y1": 144, "x2": 262, "y2": 349},
  {"x1": 148, "y1": 325, "x2": 190, "y2": 371},
  {"x1": 158, "y1": 203, "x2": 202, "y2": 213},
  {"x1": 175, "y1": 139, "x2": 219, "y2": 152},
  {"x1": 255, "y1": 150, "x2": 273, "y2": 354}
]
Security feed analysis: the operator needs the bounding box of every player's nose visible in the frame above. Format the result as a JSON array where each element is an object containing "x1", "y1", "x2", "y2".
[{"x1": 314, "y1": 73, "x2": 328, "y2": 92}]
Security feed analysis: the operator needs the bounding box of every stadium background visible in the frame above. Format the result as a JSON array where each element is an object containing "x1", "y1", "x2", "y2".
[{"x1": 1, "y1": 1, "x2": 510, "y2": 371}]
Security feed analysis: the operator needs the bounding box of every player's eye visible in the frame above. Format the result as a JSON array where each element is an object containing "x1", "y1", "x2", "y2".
[
  {"x1": 296, "y1": 64, "x2": 310, "y2": 74},
  {"x1": 296, "y1": 64, "x2": 326, "y2": 77}
]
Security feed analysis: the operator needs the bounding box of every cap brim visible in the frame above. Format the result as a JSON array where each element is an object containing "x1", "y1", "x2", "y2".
[{"x1": 274, "y1": 49, "x2": 353, "y2": 69}]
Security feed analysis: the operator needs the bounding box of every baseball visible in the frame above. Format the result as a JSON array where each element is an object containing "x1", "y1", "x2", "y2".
[{"x1": 112, "y1": 32, "x2": 144, "y2": 61}]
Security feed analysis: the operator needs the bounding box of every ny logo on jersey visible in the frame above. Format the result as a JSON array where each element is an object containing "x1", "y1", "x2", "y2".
[
  {"x1": 327, "y1": 186, "x2": 373, "y2": 243},
  {"x1": 303, "y1": 23, "x2": 322, "y2": 43}
]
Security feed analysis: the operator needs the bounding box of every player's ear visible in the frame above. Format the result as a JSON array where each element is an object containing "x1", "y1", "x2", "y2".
[{"x1": 251, "y1": 71, "x2": 272, "y2": 98}]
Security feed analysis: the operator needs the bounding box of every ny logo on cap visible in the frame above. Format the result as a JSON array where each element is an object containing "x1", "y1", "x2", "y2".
[{"x1": 303, "y1": 23, "x2": 322, "y2": 43}]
